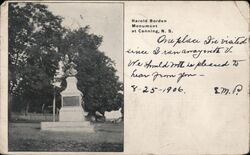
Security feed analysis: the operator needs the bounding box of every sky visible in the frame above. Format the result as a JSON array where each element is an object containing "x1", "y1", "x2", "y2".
[{"x1": 46, "y1": 3, "x2": 123, "y2": 81}]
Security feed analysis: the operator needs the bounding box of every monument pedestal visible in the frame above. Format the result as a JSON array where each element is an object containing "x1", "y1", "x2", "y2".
[
  {"x1": 59, "y1": 107, "x2": 85, "y2": 122},
  {"x1": 41, "y1": 121, "x2": 94, "y2": 132},
  {"x1": 41, "y1": 75, "x2": 94, "y2": 132}
]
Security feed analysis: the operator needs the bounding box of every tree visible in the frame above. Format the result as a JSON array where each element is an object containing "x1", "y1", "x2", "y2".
[
  {"x1": 8, "y1": 2, "x2": 123, "y2": 118},
  {"x1": 8, "y1": 2, "x2": 65, "y2": 114},
  {"x1": 62, "y1": 27, "x2": 123, "y2": 117}
]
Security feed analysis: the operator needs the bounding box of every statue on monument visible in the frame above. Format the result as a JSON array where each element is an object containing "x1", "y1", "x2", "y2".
[{"x1": 66, "y1": 61, "x2": 78, "y2": 77}]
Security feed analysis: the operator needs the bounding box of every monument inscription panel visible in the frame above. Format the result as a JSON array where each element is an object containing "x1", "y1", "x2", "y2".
[{"x1": 63, "y1": 96, "x2": 79, "y2": 106}]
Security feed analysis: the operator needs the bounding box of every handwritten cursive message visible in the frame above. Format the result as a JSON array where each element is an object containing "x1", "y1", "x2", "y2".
[{"x1": 127, "y1": 19, "x2": 247, "y2": 95}]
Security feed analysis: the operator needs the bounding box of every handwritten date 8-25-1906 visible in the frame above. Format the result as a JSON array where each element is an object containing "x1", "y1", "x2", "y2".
[
  {"x1": 130, "y1": 84, "x2": 243, "y2": 95},
  {"x1": 131, "y1": 85, "x2": 185, "y2": 94}
]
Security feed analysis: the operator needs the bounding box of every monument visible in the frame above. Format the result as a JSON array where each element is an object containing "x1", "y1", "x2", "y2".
[{"x1": 41, "y1": 62, "x2": 94, "y2": 132}]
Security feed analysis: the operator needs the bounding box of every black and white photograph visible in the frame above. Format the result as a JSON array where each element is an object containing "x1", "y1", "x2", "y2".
[{"x1": 8, "y1": 2, "x2": 124, "y2": 152}]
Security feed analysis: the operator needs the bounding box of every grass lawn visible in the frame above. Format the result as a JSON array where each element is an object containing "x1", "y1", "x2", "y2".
[{"x1": 8, "y1": 122, "x2": 123, "y2": 152}]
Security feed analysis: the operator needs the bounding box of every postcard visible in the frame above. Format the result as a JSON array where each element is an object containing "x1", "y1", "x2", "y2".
[{"x1": 0, "y1": 1, "x2": 249, "y2": 154}]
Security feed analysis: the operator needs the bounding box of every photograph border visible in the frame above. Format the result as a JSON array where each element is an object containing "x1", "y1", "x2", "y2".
[{"x1": 5, "y1": 1, "x2": 125, "y2": 153}]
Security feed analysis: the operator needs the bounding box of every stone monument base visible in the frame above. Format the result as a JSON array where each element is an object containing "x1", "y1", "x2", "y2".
[
  {"x1": 59, "y1": 106, "x2": 85, "y2": 122},
  {"x1": 41, "y1": 121, "x2": 94, "y2": 132}
]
